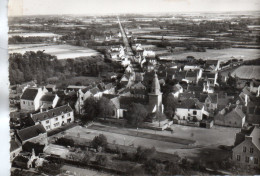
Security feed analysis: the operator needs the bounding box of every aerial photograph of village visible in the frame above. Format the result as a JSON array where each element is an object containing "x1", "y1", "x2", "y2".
[{"x1": 7, "y1": 0, "x2": 260, "y2": 175}]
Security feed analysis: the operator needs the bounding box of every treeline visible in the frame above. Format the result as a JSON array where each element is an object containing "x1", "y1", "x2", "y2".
[
  {"x1": 9, "y1": 36, "x2": 49, "y2": 44},
  {"x1": 9, "y1": 51, "x2": 121, "y2": 85}
]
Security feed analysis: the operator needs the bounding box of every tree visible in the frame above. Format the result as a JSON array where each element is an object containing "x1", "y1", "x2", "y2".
[
  {"x1": 91, "y1": 134, "x2": 108, "y2": 150},
  {"x1": 166, "y1": 162, "x2": 185, "y2": 175},
  {"x1": 83, "y1": 97, "x2": 98, "y2": 120},
  {"x1": 144, "y1": 159, "x2": 164, "y2": 176},
  {"x1": 97, "y1": 97, "x2": 114, "y2": 120},
  {"x1": 164, "y1": 95, "x2": 177, "y2": 119},
  {"x1": 125, "y1": 103, "x2": 148, "y2": 128}
]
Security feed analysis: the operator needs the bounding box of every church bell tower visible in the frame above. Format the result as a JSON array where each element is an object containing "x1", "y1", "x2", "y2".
[{"x1": 149, "y1": 72, "x2": 163, "y2": 113}]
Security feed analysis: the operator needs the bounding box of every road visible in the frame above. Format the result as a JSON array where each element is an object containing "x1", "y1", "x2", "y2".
[{"x1": 117, "y1": 16, "x2": 134, "y2": 56}]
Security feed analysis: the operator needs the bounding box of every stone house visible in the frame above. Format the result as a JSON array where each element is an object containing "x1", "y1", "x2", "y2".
[
  {"x1": 232, "y1": 125, "x2": 260, "y2": 168},
  {"x1": 214, "y1": 106, "x2": 245, "y2": 128}
]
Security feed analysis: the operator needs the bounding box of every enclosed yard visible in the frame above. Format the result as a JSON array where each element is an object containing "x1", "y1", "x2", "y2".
[{"x1": 231, "y1": 65, "x2": 260, "y2": 80}]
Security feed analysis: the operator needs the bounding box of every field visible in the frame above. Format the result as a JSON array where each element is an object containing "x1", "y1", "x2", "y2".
[
  {"x1": 159, "y1": 48, "x2": 260, "y2": 61},
  {"x1": 231, "y1": 65, "x2": 260, "y2": 80},
  {"x1": 8, "y1": 32, "x2": 61, "y2": 38},
  {"x1": 9, "y1": 44, "x2": 101, "y2": 59}
]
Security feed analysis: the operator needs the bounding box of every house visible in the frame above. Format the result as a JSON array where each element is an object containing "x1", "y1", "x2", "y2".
[
  {"x1": 98, "y1": 82, "x2": 115, "y2": 94},
  {"x1": 171, "y1": 84, "x2": 183, "y2": 98},
  {"x1": 10, "y1": 139, "x2": 22, "y2": 161},
  {"x1": 204, "y1": 93, "x2": 218, "y2": 112},
  {"x1": 232, "y1": 125, "x2": 260, "y2": 168},
  {"x1": 201, "y1": 72, "x2": 218, "y2": 86},
  {"x1": 30, "y1": 104, "x2": 74, "y2": 131},
  {"x1": 74, "y1": 85, "x2": 94, "y2": 114},
  {"x1": 246, "y1": 101, "x2": 260, "y2": 125},
  {"x1": 174, "y1": 98, "x2": 208, "y2": 121},
  {"x1": 214, "y1": 105, "x2": 245, "y2": 128},
  {"x1": 16, "y1": 124, "x2": 48, "y2": 145},
  {"x1": 204, "y1": 60, "x2": 220, "y2": 72},
  {"x1": 39, "y1": 93, "x2": 60, "y2": 110},
  {"x1": 20, "y1": 87, "x2": 48, "y2": 112}
]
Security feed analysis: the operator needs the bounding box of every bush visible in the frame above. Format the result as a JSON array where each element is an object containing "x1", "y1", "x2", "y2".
[
  {"x1": 144, "y1": 159, "x2": 164, "y2": 176},
  {"x1": 55, "y1": 137, "x2": 75, "y2": 147},
  {"x1": 92, "y1": 134, "x2": 108, "y2": 151},
  {"x1": 37, "y1": 162, "x2": 62, "y2": 175},
  {"x1": 135, "y1": 146, "x2": 156, "y2": 162},
  {"x1": 96, "y1": 155, "x2": 108, "y2": 166}
]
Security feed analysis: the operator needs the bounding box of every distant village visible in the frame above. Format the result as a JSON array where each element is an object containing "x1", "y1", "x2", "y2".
[{"x1": 8, "y1": 15, "x2": 260, "y2": 175}]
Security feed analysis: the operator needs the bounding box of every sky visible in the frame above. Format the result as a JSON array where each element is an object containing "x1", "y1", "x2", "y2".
[{"x1": 8, "y1": 0, "x2": 260, "y2": 16}]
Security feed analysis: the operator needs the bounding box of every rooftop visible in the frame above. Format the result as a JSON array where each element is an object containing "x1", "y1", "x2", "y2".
[
  {"x1": 20, "y1": 88, "x2": 39, "y2": 100},
  {"x1": 17, "y1": 124, "x2": 46, "y2": 142}
]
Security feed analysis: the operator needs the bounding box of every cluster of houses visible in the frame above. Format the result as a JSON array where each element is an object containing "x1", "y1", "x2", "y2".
[{"x1": 9, "y1": 40, "x2": 260, "y2": 170}]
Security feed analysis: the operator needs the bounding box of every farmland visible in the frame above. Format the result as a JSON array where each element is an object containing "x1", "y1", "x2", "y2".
[
  {"x1": 9, "y1": 44, "x2": 101, "y2": 59},
  {"x1": 159, "y1": 48, "x2": 260, "y2": 61}
]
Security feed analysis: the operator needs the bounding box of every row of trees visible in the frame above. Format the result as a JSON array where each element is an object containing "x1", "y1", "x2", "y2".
[{"x1": 9, "y1": 51, "x2": 120, "y2": 85}]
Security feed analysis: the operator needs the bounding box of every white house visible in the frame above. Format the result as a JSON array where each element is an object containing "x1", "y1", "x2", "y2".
[
  {"x1": 175, "y1": 98, "x2": 208, "y2": 121},
  {"x1": 30, "y1": 105, "x2": 74, "y2": 131},
  {"x1": 20, "y1": 87, "x2": 48, "y2": 112},
  {"x1": 40, "y1": 93, "x2": 60, "y2": 110}
]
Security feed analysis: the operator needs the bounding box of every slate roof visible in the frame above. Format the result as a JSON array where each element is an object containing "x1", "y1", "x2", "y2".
[
  {"x1": 202, "y1": 72, "x2": 216, "y2": 79},
  {"x1": 40, "y1": 94, "x2": 56, "y2": 102},
  {"x1": 20, "y1": 88, "x2": 39, "y2": 100},
  {"x1": 102, "y1": 94, "x2": 119, "y2": 100},
  {"x1": 176, "y1": 98, "x2": 203, "y2": 109},
  {"x1": 31, "y1": 105, "x2": 73, "y2": 122},
  {"x1": 10, "y1": 139, "x2": 21, "y2": 152},
  {"x1": 179, "y1": 92, "x2": 196, "y2": 101},
  {"x1": 17, "y1": 124, "x2": 46, "y2": 142}
]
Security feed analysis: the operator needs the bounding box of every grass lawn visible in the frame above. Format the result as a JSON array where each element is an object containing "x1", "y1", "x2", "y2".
[{"x1": 88, "y1": 124, "x2": 196, "y2": 145}]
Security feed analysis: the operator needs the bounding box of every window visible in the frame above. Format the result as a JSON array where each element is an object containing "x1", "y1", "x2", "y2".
[
  {"x1": 250, "y1": 148, "x2": 253, "y2": 153},
  {"x1": 23, "y1": 101, "x2": 25, "y2": 104},
  {"x1": 237, "y1": 155, "x2": 240, "y2": 161},
  {"x1": 46, "y1": 120, "x2": 49, "y2": 124},
  {"x1": 254, "y1": 158, "x2": 258, "y2": 164},
  {"x1": 245, "y1": 156, "x2": 249, "y2": 163},
  {"x1": 62, "y1": 115, "x2": 64, "y2": 119},
  {"x1": 31, "y1": 102, "x2": 33, "y2": 105},
  {"x1": 243, "y1": 146, "x2": 246, "y2": 152},
  {"x1": 13, "y1": 153, "x2": 15, "y2": 158},
  {"x1": 46, "y1": 125, "x2": 51, "y2": 130},
  {"x1": 193, "y1": 111, "x2": 197, "y2": 115},
  {"x1": 55, "y1": 117, "x2": 58, "y2": 121}
]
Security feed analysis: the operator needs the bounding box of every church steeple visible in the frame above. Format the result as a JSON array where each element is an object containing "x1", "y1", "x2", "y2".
[
  {"x1": 149, "y1": 72, "x2": 163, "y2": 113},
  {"x1": 151, "y1": 72, "x2": 161, "y2": 94}
]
